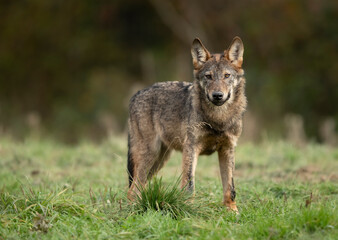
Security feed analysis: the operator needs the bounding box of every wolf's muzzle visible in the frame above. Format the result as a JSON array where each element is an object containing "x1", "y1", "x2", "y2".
[
  {"x1": 209, "y1": 91, "x2": 231, "y2": 106},
  {"x1": 212, "y1": 92, "x2": 224, "y2": 101}
]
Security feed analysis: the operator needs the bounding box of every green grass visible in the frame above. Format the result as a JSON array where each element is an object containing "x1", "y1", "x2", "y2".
[
  {"x1": 132, "y1": 177, "x2": 197, "y2": 219},
  {"x1": 0, "y1": 136, "x2": 337, "y2": 239}
]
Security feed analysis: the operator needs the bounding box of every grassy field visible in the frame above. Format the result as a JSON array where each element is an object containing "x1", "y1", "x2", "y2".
[{"x1": 0, "y1": 136, "x2": 337, "y2": 239}]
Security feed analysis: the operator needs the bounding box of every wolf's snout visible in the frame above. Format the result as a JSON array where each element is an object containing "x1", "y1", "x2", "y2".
[
  {"x1": 209, "y1": 91, "x2": 231, "y2": 106},
  {"x1": 212, "y1": 92, "x2": 224, "y2": 101}
]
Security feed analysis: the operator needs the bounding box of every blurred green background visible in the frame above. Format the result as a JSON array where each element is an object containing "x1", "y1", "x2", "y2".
[{"x1": 0, "y1": 0, "x2": 337, "y2": 144}]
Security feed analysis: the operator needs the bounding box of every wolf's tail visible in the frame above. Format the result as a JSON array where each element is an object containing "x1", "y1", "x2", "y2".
[{"x1": 127, "y1": 133, "x2": 134, "y2": 188}]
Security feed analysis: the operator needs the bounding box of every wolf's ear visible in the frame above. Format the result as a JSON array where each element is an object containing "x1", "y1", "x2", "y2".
[
  {"x1": 226, "y1": 37, "x2": 244, "y2": 68},
  {"x1": 191, "y1": 38, "x2": 211, "y2": 69}
]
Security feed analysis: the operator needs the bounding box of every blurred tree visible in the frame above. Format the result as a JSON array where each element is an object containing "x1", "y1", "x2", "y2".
[{"x1": 0, "y1": 0, "x2": 336, "y2": 142}]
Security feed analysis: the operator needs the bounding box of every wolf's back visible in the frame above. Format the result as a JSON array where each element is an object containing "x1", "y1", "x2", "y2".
[{"x1": 128, "y1": 81, "x2": 192, "y2": 119}]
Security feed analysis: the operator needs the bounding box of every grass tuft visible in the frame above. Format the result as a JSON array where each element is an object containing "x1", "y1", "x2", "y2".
[{"x1": 133, "y1": 177, "x2": 195, "y2": 218}]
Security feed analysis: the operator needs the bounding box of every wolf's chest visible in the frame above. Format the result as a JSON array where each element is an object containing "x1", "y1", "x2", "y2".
[{"x1": 198, "y1": 130, "x2": 228, "y2": 155}]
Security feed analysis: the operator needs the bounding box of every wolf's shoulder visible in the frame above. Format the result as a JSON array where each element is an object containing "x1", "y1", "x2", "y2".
[
  {"x1": 133, "y1": 81, "x2": 192, "y2": 98},
  {"x1": 152, "y1": 81, "x2": 192, "y2": 90},
  {"x1": 130, "y1": 81, "x2": 193, "y2": 108}
]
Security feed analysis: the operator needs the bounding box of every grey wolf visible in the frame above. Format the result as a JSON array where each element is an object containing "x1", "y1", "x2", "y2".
[{"x1": 127, "y1": 37, "x2": 247, "y2": 212}]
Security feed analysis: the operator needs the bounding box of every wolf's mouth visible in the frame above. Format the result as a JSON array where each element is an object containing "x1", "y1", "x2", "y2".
[
  {"x1": 208, "y1": 92, "x2": 231, "y2": 106},
  {"x1": 224, "y1": 92, "x2": 231, "y2": 102}
]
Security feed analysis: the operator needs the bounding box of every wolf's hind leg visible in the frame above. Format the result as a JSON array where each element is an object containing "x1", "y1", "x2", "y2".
[
  {"x1": 147, "y1": 142, "x2": 172, "y2": 179},
  {"x1": 127, "y1": 139, "x2": 161, "y2": 200}
]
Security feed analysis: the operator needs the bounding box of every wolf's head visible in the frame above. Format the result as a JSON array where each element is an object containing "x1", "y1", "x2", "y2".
[{"x1": 191, "y1": 37, "x2": 244, "y2": 107}]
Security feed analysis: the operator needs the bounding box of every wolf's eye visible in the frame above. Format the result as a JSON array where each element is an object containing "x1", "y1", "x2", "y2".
[
  {"x1": 205, "y1": 74, "x2": 212, "y2": 80},
  {"x1": 225, "y1": 73, "x2": 230, "y2": 78}
]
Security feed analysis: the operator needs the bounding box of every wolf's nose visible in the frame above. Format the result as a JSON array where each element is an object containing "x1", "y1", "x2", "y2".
[{"x1": 212, "y1": 92, "x2": 224, "y2": 101}]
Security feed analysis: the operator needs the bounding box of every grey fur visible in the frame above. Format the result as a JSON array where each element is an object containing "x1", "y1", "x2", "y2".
[{"x1": 127, "y1": 37, "x2": 247, "y2": 212}]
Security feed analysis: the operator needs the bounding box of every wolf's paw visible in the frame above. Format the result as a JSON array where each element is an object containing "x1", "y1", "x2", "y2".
[{"x1": 225, "y1": 201, "x2": 239, "y2": 214}]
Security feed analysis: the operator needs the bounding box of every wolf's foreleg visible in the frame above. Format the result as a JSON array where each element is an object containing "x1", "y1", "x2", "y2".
[
  {"x1": 218, "y1": 146, "x2": 238, "y2": 213},
  {"x1": 181, "y1": 142, "x2": 199, "y2": 194}
]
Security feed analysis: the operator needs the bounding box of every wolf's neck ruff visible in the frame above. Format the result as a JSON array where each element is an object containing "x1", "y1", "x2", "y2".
[{"x1": 192, "y1": 79, "x2": 246, "y2": 133}]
